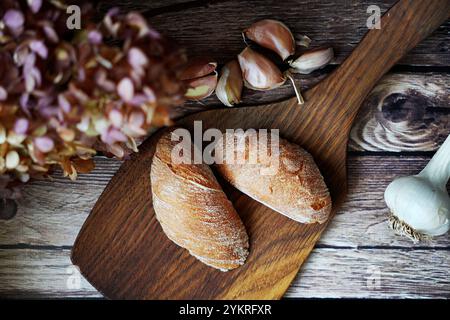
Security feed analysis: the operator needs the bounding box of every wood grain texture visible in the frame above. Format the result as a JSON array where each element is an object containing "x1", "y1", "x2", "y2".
[
  {"x1": 0, "y1": 249, "x2": 99, "y2": 298},
  {"x1": 98, "y1": 0, "x2": 450, "y2": 66},
  {"x1": 71, "y1": 1, "x2": 450, "y2": 299},
  {"x1": 350, "y1": 73, "x2": 450, "y2": 151},
  {"x1": 1, "y1": 248, "x2": 448, "y2": 299},
  {"x1": 286, "y1": 248, "x2": 450, "y2": 298}
]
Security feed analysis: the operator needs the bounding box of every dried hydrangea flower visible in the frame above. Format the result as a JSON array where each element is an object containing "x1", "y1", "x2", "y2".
[{"x1": 0, "y1": 0, "x2": 186, "y2": 199}]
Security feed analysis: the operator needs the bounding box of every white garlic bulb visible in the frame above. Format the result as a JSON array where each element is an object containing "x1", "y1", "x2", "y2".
[{"x1": 384, "y1": 134, "x2": 450, "y2": 241}]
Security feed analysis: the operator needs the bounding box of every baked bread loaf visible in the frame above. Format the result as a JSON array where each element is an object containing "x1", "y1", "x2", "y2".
[
  {"x1": 150, "y1": 129, "x2": 249, "y2": 271},
  {"x1": 214, "y1": 130, "x2": 332, "y2": 224}
]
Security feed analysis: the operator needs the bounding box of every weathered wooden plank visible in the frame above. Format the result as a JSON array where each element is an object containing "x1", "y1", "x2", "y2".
[
  {"x1": 0, "y1": 249, "x2": 100, "y2": 298},
  {"x1": 0, "y1": 248, "x2": 448, "y2": 298},
  {"x1": 286, "y1": 248, "x2": 450, "y2": 298},
  {"x1": 107, "y1": 0, "x2": 450, "y2": 66},
  {"x1": 1, "y1": 156, "x2": 449, "y2": 247}
]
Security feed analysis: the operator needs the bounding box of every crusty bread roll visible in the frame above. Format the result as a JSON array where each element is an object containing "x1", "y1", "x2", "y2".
[
  {"x1": 214, "y1": 130, "x2": 332, "y2": 224},
  {"x1": 150, "y1": 129, "x2": 249, "y2": 271}
]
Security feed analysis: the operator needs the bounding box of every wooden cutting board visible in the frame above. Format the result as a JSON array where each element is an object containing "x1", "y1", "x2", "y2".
[{"x1": 71, "y1": 0, "x2": 450, "y2": 299}]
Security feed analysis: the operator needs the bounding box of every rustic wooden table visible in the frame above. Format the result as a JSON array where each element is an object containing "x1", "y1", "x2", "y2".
[{"x1": 0, "y1": 0, "x2": 449, "y2": 299}]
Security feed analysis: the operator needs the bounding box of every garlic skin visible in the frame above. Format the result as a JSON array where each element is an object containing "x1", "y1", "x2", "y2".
[
  {"x1": 289, "y1": 47, "x2": 334, "y2": 74},
  {"x1": 296, "y1": 35, "x2": 311, "y2": 48},
  {"x1": 384, "y1": 134, "x2": 450, "y2": 241},
  {"x1": 184, "y1": 72, "x2": 218, "y2": 100},
  {"x1": 180, "y1": 57, "x2": 217, "y2": 80},
  {"x1": 216, "y1": 60, "x2": 243, "y2": 107},
  {"x1": 238, "y1": 47, "x2": 285, "y2": 91},
  {"x1": 243, "y1": 19, "x2": 295, "y2": 61}
]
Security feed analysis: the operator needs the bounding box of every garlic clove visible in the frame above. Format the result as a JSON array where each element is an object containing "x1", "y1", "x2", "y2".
[
  {"x1": 184, "y1": 72, "x2": 218, "y2": 100},
  {"x1": 238, "y1": 47, "x2": 285, "y2": 91},
  {"x1": 243, "y1": 19, "x2": 295, "y2": 61},
  {"x1": 216, "y1": 60, "x2": 243, "y2": 107},
  {"x1": 180, "y1": 57, "x2": 217, "y2": 81},
  {"x1": 289, "y1": 47, "x2": 334, "y2": 74}
]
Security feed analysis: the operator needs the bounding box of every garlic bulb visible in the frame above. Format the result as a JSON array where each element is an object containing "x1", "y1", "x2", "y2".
[
  {"x1": 216, "y1": 60, "x2": 243, "y2": 107},
  {"x1": 243, "y1": 19, "x2": 295, "y2": 61},
  {"x1": 384, "y1": 134, "x2": 450, "y2": 241},
  {"x1": 289, "y1": 47, "x2": 334, "y2": 74}
]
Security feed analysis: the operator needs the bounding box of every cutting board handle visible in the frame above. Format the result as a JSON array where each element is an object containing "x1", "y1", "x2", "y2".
[{"x1": 307, "y1": 0, "x2": 450, "y2": 119}]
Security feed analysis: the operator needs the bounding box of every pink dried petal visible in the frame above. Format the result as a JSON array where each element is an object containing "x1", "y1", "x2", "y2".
[
  {"x1": 126, "y1": 111, "x2": 147, "y2": 136},
  {"x1": 102, "y1": 128, "x2": 127, "y2": 145},
  {"x1": 37, "y1": 94, "x2": 53, "y2": 109},
  {"x1": 14, "y1": 118, "x2": 29, "y2": 134},
  {"x1": 130, "y1": 69, "x2": 143, "y2": 87},
  {"x1": 128, "y1": 47, "x2": 148, "y2": 69},
  {"x1": 129, "y1": 111, "x2": 145, "y2": 128},
  {"x1": 146, "y1": 26, "x2": 161, "y2": 40},
  {"x1": 107, "y1": 143, "x2": 125, "y2": 158},
  {"x1": 42, "y1": 24, "x2": 59, "y2": 42},
  {"x1": 13, "y1": 45, "x2": 29, "y2": 66},
  {"x1": 143, "y1": 86, "x2": 156, "y2": 103},
  {"x1": 3, "y1": 10, "x2": 24, "y2": 30},
  {"x1": 129, "y1": 94, "x2": 148, "y2": 106},
  {"x1": 39, "y1": 106, "x2": 58, "y2": 118},
  {"x1": 20, "y1": 93, "x2": 29, "y2": 109},
  {"x1": 88, "y1": 30, "x2": 102, "y2": 44},
  {"x1": 30, "y1": 67, "x2": 42, "y2": 86},
  {"x1": 58, "y1": 94, "x2": 71, "y2": 113},
  {"x1": 34, "y1": 136, "x2": 54, "y2": 153},
  {"x1": 29, "y1": 40, "x2": 48, "y2": 59},
  {"x1": 0, "y1": 86, "x2": 7, "y2": 101},
  {"x1": 103, "y1": 8, "x2": 121, "y2": 36},
  {"x1": 109, "y1": 129, "x2": 127, "y2": 142},
  {"x1": 95, "y1": 70, "x2": 115, "y2": 92},
  {"x1": 69, "y1": 84, "x2": 89, "y2": 103},
  {"x1": 77, "y1": 68, "x2": 86, "y2": 82},
  {"x1": 109, "y1": 109, "x2": 123, "y2": 127},
  {"x1": 76, "y1": 116, "x2": 90, "y2": 132},
  {"x1": 25, "y1": 73, "x2": 35, "y2": 92},
  {"x1": 28, "y1": 0, "x2": 42, "y2": 13},
  {"x1": 117, "y1": 78, "x2": 134, "y2": 102},
  {"x1": 23, "y1": 52, "x2": 36, "y2": 70},
  {"x1": 126, "y1": 12, "x2": 151, "y2": 38}
]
